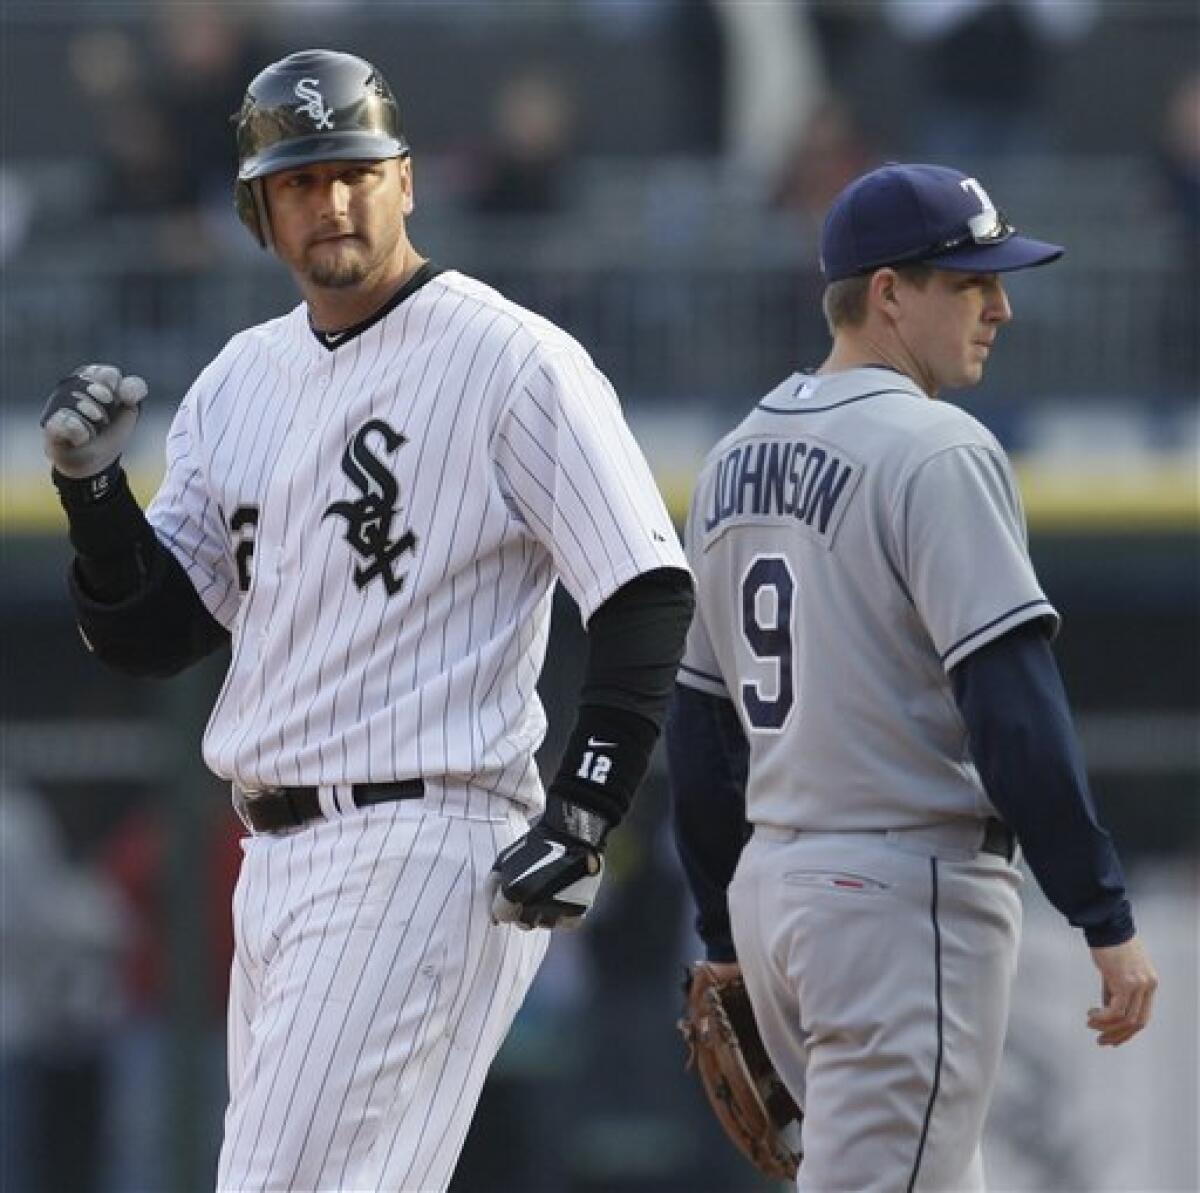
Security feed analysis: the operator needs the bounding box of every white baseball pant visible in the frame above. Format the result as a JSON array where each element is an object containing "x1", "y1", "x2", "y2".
[{"x1": 217, "y1": 794, "x2": 547, "y2": 1192}]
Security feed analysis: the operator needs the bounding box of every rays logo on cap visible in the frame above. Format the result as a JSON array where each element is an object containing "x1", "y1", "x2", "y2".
[
  {"x1": 294, "y1": 78, "x2": 334, "y2": 130},
  {"x1": 959, "y1": 178, "x2": 1007, "y2": 243}
]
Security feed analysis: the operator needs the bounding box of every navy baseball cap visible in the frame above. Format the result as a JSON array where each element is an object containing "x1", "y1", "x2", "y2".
[{"x1": 820, "y1": 163, "x2": 1063, "y2": 281}]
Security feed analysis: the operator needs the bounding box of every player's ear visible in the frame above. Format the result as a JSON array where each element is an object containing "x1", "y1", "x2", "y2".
[
  {"x1": 869, "y1": 268, "x2": 901, "y2": 322},
  {"x1": 397, "y1": 156, "x2": 415, "y2": 216}
]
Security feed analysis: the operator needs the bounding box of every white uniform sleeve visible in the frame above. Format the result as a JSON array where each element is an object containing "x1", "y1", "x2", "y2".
[
  {"x1": 897, "y1": 443, "x2": 1059, "y2": 672},
  {"x1": 493, "y1": 346, "x2": 687, "y2": 622},
  {"x1": 145, "y1": 387, "x2": 242, "y2": 630}
]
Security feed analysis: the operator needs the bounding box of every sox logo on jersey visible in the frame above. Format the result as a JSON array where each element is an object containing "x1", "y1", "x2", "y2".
[
  {"x1": 225, "y1": 420, "x2": 418, "y2": 597},
  {"x1": 324, "y1": 417, "x2": 417, "y2": 595}
]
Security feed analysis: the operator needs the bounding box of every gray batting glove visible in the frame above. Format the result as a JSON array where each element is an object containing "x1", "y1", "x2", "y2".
[{"x1": 41, "y1": 364, "x2": 149, "y2": 479}]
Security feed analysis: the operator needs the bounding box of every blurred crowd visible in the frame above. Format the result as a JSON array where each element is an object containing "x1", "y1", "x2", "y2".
[
  {"x1": 0, "y1": 2, "x2": 1193, "y2": 420},
  {"x1": 0, "y1": 2, "x2": 1194, "y2": 412},
  {"x1": 0, "y1": 2, "x2": 1196, "y2": 268},
  {"x1": 0, "y1": 770, "x2": 239, "y2": 1192}
]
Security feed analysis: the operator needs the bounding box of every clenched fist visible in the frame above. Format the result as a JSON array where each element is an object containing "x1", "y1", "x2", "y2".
[
  {"x1": 486, "y1": 795, "x2": 610, "y2": 931},
  {"x1": 41, "y1": 364, "x2": 148, "y2": 479}
]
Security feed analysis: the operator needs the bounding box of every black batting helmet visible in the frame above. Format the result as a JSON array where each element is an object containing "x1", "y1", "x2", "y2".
[{"x1": 232, "y1": 49, "x2": 409, "y2": 248}]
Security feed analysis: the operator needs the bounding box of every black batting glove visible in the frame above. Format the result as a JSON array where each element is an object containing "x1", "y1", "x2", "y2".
[{"x1": 485, "y1": 795, "x2": 612, "y2": 931}]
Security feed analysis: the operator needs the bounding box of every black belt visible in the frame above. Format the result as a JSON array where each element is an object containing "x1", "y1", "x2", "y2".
[
  {"x1": 238, "y1": 779, "x2": 425, "y2": 833},
  {"x1": 980, "y1": 817, "x2": 1016, "y2": 861}
]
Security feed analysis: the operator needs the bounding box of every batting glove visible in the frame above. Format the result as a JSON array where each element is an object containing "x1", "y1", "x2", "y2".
[
  {"x1": 486, "y1": 795, "x2": 610, "y2": 931},
  {"x1": 41, "y1": 364, "x2": 148, "y2": 480}
]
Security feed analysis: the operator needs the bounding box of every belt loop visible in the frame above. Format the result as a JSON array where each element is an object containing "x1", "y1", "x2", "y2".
[
  {"x1": 317, "y1": 785, "x2": 342, "y2": 819},
  {"x1": 231, "y1": 787, "x2": 253, "y2": 833}
]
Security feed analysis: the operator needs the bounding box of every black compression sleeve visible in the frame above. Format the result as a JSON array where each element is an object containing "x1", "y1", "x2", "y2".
[
  {"x1": 547, "y1": 567, "x2": 695, "y2": 825},
  {"x1": 951, "y1": 622, "x2": 1134, "y2": 947},
  {"x1": 666, "y1": 684, "x2": 750, "y2": 962},
  {"x1": 577, "y1": 566, "x2": 696, "y2": 718},
  {"x1": 53, "y1": 464, "x2": 159, "y2": 601},
  {"x1": 53, "y1": 466, "x2": 230, "y2": 678}
]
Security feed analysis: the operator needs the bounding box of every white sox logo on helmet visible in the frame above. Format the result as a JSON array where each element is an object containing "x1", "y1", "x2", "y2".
[{"x1": 294, "y1": 77, "x2": 335, "y2": 129}]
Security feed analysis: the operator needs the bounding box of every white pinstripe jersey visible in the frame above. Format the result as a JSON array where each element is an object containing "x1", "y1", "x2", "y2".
[{"x1": 146, "y1": 268, "x2": 685, "y2": 810}]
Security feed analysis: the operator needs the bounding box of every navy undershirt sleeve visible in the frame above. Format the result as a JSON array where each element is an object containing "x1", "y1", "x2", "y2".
[
  {"x1": 666, "y1": 684, "x2": 751, "y2": 962},
  {"x1": 951, "y1": 622, "x2": 1134, "y2": 947}
]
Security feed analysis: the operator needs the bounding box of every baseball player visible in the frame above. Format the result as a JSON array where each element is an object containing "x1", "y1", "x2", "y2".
[
  {"x1": 667, "y1": 163, "x2": 1158, "y2": 1191},
  {"x1": 41, "y1": 50, "x2": 693, "y2": 1192}
]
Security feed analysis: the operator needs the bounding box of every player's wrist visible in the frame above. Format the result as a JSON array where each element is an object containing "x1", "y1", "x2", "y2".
[
  {"x1": 52, "y1": 460, "x2": 126, "y2": 509},
  {"x1": 548, "y1": 703, "x2": 658, "y2": 826},
  {"x1": 704, "y1": 937, "x2": 738, "y2": 965},
  {"x1": 539, "y1": 793, "x2": 612, "y2": 850},
  {"x1": 53, "y1": 464, "x2": 155, "y2": 565}
]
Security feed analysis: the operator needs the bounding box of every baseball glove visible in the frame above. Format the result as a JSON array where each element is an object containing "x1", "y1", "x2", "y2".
[{"x1": 678, "y1": 961, "x2": 802, "y2": 1181}]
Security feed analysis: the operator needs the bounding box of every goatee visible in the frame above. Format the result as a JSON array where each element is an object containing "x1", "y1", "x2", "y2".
[{"x1": 309, "y1": 259, "x2": 368, "y2": 289}]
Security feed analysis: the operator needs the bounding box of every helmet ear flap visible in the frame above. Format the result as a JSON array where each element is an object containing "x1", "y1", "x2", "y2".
[
  {"x1": 234, "y1": 179, "x2": 271, "y2": 250},
  {"x1": 234, "y1": 179, "x2": 262, "y2": 246}
]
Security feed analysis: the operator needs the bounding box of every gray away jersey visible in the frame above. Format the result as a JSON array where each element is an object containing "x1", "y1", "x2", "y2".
[
  {"x1": 678, "y1": 366, "x2": 1058, "y2": 831},
  {"x1": 147, "y1": 269, "x2": 685, "y2": 810}
]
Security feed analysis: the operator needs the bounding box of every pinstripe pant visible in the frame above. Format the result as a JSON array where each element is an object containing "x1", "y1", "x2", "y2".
[
  {"x1": 217, "y1": 797, "x2": 547, "y2": 1192},
  {"x1": 729, "y1": 825, "x2": 1022, "y2": 1193}
]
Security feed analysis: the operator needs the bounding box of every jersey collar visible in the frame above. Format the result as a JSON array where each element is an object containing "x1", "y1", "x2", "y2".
[{"x1": 309, "y1": 261, "x2": 443, "y2": 351}]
